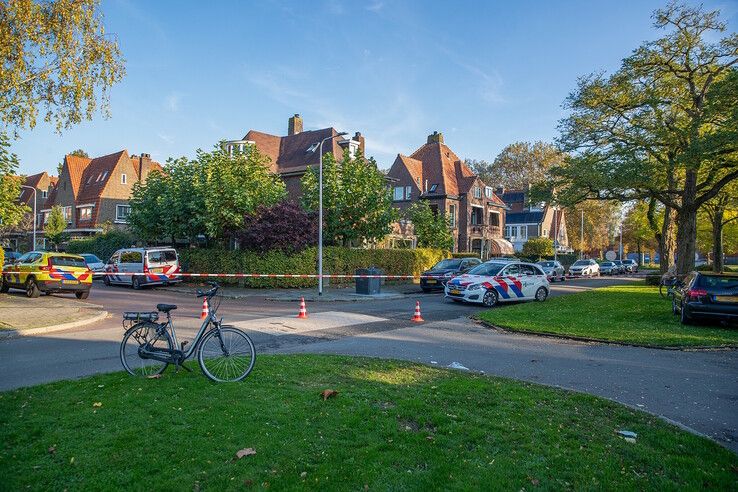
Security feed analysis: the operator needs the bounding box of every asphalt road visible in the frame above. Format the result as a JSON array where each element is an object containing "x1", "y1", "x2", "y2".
[{"x1": 1, "y1": 275, "x2": 736, "y2": 453}]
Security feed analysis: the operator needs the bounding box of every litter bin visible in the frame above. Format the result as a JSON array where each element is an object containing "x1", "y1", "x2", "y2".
[{"x1": 355, "y1": 267, "x2": 382, "y2": 295}]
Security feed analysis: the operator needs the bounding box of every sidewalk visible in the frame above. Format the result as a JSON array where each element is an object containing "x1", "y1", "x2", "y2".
[
  {"x1": 159, "y1": 282, "x2": 421, "y2": 301},
  {"x1": 0, "y1": 294, "x2": 108, "y2": 338}
]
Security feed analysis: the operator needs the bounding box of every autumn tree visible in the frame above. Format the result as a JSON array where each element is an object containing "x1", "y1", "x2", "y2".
[
  {"x1": 0, "y1": 133, "x2": 29, "y2": 231},
  {"x1": 44, "y1": 205, "x2": 67, "y2": 250},
  {"x1": 521, "y1": 237, "x2": 554, "y2": 260},
  {"x1": 407, "y1": 201, "x2": 453, "y2": 250},
  {"x1": 467, "y1": 141, "x2": 564, "y2": 189},
  {"x1": 564, "y1": 201, "x2": 621, "y2": 258},
  {"x1": 699, "y1": 179, "x2": 738, "y2": 272},
  {"x1": 302, "y1": 150, "x2": 397, "y2": 246},
  {"x1": 0, "y1": 0, "x2": 125, "y2": 133},
  {"x1": 550, "y1": 3, "x2": 738, "y2": 274},
  {"x1": 622, "y1": 200, "x2": 660, "y2": 264}
]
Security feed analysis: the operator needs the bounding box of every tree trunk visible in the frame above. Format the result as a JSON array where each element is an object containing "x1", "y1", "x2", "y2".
[
  {"x1": 675, "y1": 170, "x2": 699, "y2": 275},
  {"x1": 659, "y1": 205, "x2": 676, "y2": 274},
  {"x1": 712, "y1": 208, "x2": 724, "y2": 273}
]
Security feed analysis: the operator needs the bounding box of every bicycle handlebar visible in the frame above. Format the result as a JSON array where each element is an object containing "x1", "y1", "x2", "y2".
[{"x1": 196, "y1": 281, "x2": 220, "y2": 299}]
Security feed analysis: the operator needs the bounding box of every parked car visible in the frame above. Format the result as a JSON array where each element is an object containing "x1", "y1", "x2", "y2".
[
  {"x1": 3, "y1": 250, "x2": 22, "y2": 265},
  {"x1": 0, "y1": 251, "x2": 93, "y2": 298},
  {"x1": 612, "y1": 260, "x2": 627, "y2": 274},
  {"x1": 536, "y1": 260, "x2": 565, "y2": 281},
  {"x1": 420, "y1": 257, "x2": 482, "y2": 292},
  {"x1": 672, "y1": 272, "x2": 738, "y2": 325},
  {"x1": 103, "y1": 247, "x2": 181, "y2": 289},
  {"x1": 599, "y1": 261, "x2": 619, "y2": 275},
  {"x1": 444, "y1": 261, "x2": 549, "y2": 307},
  {"x1": 81, "y1": 254, "x2": 105, "y2": 279},
  {"x1": 621, "y1": 259, "x2": 638, "y2": 273},
  {"x1": 568, "y1": 259, "x2": 600, "y2": 277}
]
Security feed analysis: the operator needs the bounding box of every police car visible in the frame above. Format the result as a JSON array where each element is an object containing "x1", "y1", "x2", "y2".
[{"x1": 444, "y1": 260, "x2": 550, "y2": 307}]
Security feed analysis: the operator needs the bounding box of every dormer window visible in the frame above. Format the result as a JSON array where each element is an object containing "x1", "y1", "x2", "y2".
[
  {"x1": 41, "y1": 189, "x2": 48, "y2": 198},
  {"x1": 87, "y1": 176, "x2": 93, "y2": 184},
  {"x1": 121, "y1": 173, "x2": 127, "y2": 184},
  {"x1": 96, "y1": 173, "x2": 102, "y2": 182},
  {"x1": 429, "y1": 184, "x2": 438, "y2": 193},
  {"x1": 474, "y1": 187, "x2": 481, "y2": 199},
  {"x1": 101, "y1": 171, "x2": 108, "y2": 181}
]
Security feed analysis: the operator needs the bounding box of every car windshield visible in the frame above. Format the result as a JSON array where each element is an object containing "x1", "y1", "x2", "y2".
[
  {"x1": 572, "y1": 260, "x2": 589, "y2": 267},
  {"x1": 433, "y1": 259, "x2": 462, "y2": 270},
  {"x1": 538, "y1": 262, "x2": 555, "y2": 267},
  {"x1": 697, "y1": 275, "x2": 738, "y2": 290},
  {"x1": 50, "y1": 256, "x2": 87, "y2": 268},
  {"x1": 467, "y1": 262, "x2": 505, "y2": 276},
  {"x1": 82, "y1": 254, "x2": 101, "y2": 263}
]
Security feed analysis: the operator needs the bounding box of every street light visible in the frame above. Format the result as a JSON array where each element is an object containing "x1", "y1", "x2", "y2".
[
  {"x1": 19, "y1": 185, "x2": 37, "y2": 250},
  {"x1": 309, "y1": 132, "x2": 348, "y2": 296}
]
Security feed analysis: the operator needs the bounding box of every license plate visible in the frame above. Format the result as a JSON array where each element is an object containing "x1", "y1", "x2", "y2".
[
  {"x1": 62, "y1": 280, "x2": 79, "y2": 285},
  {"x1": 151, "y1": 267, "x2": 163, "y2": 273},
  {"x1": 450, "y1": 289, "x2": 461, "y2": 295},
  {"x1": 716, "y1": 295, "x2": 738, "y2": 302},
  {"x1": 426, "y1": 279, "x2": 437, "y2": 284}
]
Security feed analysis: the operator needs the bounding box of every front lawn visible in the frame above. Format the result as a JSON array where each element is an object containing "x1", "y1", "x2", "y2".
[
  {"x1": 1, "y1": 355, "x2": 736, "y2": 490},
  {"x1": 478, "y1": 284, "x2": 738, "y2": 348}
]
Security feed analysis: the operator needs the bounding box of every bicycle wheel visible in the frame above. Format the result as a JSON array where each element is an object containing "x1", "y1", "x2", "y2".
[
  {"x1": 120, "y1": 322, "x2": 173, "y2": 377},
  {"x1": 197, "y1": 327, "x2": 255, "y2": 382},
  {"x1": 659, "y1": 283, "x2": 667, "y2": 298}
]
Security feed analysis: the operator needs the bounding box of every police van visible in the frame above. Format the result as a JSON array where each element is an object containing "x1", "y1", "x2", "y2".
[{"x1": 103, "y1": 247, "x2": 181, "y2": 289}]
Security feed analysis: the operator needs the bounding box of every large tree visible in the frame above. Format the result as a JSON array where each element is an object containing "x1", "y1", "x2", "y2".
[
  {"x1": 0, "y1": 0, "x2": 125, "y2": 133},
  {"x1": 621, "y1": 200, "x2": 660, "y2": 264},
  {"x1": 467, "y1": 141, "x2": 564, "y2": 189},
  {"x1": 301, "y1": 150, "x2": 397, "y2": 246},
  {"x1": 407, "y1": 201, "x2": 453, "y2": 250},
  {"x1": 0, "y1": 132, "x2": 29, "y2": 231},
  {"x1": 698, "y1": 179, "x2": 738, "y2": 272},
  {"x1": 550, "y1": 3, "x2": 738, "y2": 274},
  {"x1": 44, "y1": 204, "x2": 66, "y2": 250}
]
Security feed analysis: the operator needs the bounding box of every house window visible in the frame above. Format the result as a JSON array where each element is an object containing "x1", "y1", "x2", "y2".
[
  {"x1": 504, "y1": 226, "x2": 511, "y2": 237},
  {"x1": 87, "y1": 175, "x2": 93, "y2": 184},
  {"x1": 449, "y1": 204, "x2": 456, "y2": 227},
  {"x1": 41, "y1": 189, "x2": 48, "y2": 199},
  {"x1": 471, "y1": 207, "x2": 483, "y2": 225},
  {"x1": 519, "y1": 226, "x2": 527, "y2": 239},
  {"x1": 121, "y1": 173, "x2": 127, "y2": 185},
  {"x1": 102, "y1": 171, "x2": 108, "y2": 181},
  {"x1": 405, "y1": 186, "x2": 411, "y2": 200},
  {"x1": 393, "y1": 187, "x2": 404, "y2": 201},
  {"x1": 78, "y1": 207, "x2": 93, "y2": 221},
  {"x1": 485, "y1": 187, "x2": 493, "y2": 198},
  {"x1": 62, "y1": 206, "x2": 72, "y2": 224},
  {"x1": 116, "y1": 204, "x2": 131, "y2": 222},
  {"x1": 489, "y1": 211, "x2": 500, "y2": 227},
  {"x1": 42, "y1": 212, "x2": 50, "y2": 224},
  {"x1": 429, "y1": 184, "x2": 438, "y2": 193}
]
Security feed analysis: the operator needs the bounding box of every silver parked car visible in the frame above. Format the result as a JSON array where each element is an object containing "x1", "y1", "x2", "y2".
[
  {"x1": 599, "y1": 261, "x2": 618, "y2": 275},
  {"x1": 81, "y1": 253, "x2": 105, "y2": 279},
  {"x1": 621, "y1": 259, "x2": 638, "y2": 273},
  {"x1": 568, "y1": 259, "x2": 600, "y2": 277},
  {"x1": 537, "y1": 260, "x2": 566, "y2": 281}
]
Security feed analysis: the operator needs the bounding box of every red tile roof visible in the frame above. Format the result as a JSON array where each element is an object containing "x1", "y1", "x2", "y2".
[
  {"x1": 243, "y1": 128, "x2": 345, "y2": 175},
  {"x1": 76, "y1": 151, "x2": 128, "y2": 204}
]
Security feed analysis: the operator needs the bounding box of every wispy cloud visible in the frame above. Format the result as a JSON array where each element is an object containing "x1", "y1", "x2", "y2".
[
  {"x1": 366, "y1": 1, "x2": 384, "y2": 12},
  {"x1": 165, "y1": 92, "x2": 181, "y2": 112},
  {"x1": 158, "y1": 133, "x2": 174, "y2": 144},
  {"x1": 438, "y1": 45, "x2": 508, "y2": 105}
]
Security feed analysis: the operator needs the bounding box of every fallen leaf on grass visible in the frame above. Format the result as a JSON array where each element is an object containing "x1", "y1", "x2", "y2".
[
  {"x1": 92, "y1": 402, "x2": 102, "y2": 408},
  {"x1": 146, "y1": 374, "x2": 162, "y2": 379},
  {"x1": 235, "y1": 448, "x2": 256, "y2": 459},
  {"x1": 320, "y1": 389, "x2": 338, "y2": 401},
  {"x1": 48, "y1": 445, "x2": 56, "y2": 455}
]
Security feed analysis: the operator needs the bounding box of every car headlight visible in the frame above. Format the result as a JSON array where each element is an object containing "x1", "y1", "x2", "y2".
[{"x1": 468, "y1": 283, "x2": 481, "y2": 290}]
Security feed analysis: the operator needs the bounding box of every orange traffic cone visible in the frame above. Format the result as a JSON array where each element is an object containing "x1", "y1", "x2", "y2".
[
  {"x1": 297, "y1": 297, "x2": 308, "y2": 319},
  {"x1": 411, "y1": 301, "x2": 424, "y2": 322},
  {"x1": 200, "y1": 298, "x2": 209, "y2": 319}
]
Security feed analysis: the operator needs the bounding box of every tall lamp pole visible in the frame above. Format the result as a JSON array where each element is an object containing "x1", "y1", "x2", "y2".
[
  {"x1": 580, "y1": 209, "x2": 584, "y2": 260},
  {"x1": 312, "y1": 132, "x2": 347, "y2": 296},
  {"x1": 20, "y1": 185, "x2": 37, "y2": 250},
  {"x1": 553, "y1": 205, "x2": 558, "y2": 262}
]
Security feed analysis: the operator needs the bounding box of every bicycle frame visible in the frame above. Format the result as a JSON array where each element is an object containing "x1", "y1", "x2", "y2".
[{"x1": 139, "y1": 303, "x2": 221, "y2": 364}]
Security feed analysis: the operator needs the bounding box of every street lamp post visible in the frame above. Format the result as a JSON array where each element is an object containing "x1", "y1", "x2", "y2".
[
  {"x1": 311, "y1": 132, "x2": 347, "y2": 296},
  {"x1": 20, "y1": 185, "x2": 37, "y2": 250},
  {"x1": 553, "y1": 205, "x2": 558, "y2": 262}
]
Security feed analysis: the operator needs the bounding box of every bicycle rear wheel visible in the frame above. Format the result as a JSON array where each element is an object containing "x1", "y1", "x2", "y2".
[
  {"x1": 197, "y1": 327, "x2": 255, "y2": 382},
  {"x1": 120, "y1": 322, "x2": 173, "y2": 377}
]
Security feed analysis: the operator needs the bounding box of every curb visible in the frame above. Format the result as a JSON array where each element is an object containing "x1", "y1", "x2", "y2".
[{"x1": 0, "y1": 311, "x2": 109, "y2": 340}]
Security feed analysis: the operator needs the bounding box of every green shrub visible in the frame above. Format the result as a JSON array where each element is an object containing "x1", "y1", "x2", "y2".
[
  {"x1": 66, "y1": 230, "x2": 136, "y2": 262},
  {"x1": 645, "y1": 274, "x2": 661, "y2": 286},
  {"x1": 178, "y1": 247, "x2": 450, "y2": 288}
]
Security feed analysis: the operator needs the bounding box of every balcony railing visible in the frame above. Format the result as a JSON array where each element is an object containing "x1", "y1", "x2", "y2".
[{"x1": 469, "y1": 224, "x2": 502, "y2": 236}]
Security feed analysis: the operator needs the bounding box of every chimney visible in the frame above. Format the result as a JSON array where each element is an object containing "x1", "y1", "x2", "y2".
[
  {"x1": 288, "y1": 114, "x2": 303, "y2": 136},
  {"x1": 137, "y1": 153, "x2": 152, "y2": 181},
  {"x1": 353, "y1": 131, "x2": 365, "y2": 154},
  {"x1": 427, "y1": 131, "x2": 444, "y2": 144},
  {"x1": 496, "y1": 186, "x2": 505, "y2": 195}
]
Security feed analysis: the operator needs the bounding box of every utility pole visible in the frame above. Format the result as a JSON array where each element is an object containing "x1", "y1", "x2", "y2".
[
  {"x1": 580, "y1": 209, "x2": 584, "y2": 260},
  {"x1": 20, "y1": 185, "x2": 37, "y2": 250}
]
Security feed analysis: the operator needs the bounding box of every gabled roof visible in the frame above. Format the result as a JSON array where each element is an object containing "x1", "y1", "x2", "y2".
[
  {"x1": 76, "y1": 150, "x2": 128, "y2": 204},
  {"x1": 506, "y1": 211, "x2": 544, "y2": 224},
  {"x1": 243, "y1": 128, "x2": 344, "y2": 175},
  {"x1": 65, "y1": 154, "x2": 93, "y2": 199}
]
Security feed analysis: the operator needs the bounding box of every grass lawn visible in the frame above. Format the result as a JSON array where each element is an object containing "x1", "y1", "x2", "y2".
[
  {"x1": 1, "y1": 355, "x2": 736, "y2": 490},
  {"x1": 478, "y1": 284, "x2": 738, "y2": 348}
]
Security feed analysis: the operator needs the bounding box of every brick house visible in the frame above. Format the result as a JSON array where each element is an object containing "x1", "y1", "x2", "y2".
[
  {"x1": 386, "y1": 132, "x2": 513, "y2": 258},
  {"x1": 225, "y1": 114, "x2": 365, "y2": 197},
  {"x1": 3, "y1": 172, "x2": 58, "y2": 250},
  {"x1": 499, "y1": 188, "x2": 570, "y2": 253},
  {"x1": 39, "y1": 150, "x2": 161, "y2": 243}
]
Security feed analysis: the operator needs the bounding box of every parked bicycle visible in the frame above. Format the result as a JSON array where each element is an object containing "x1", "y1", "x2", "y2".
[
  {"x1": 119, "y1": 282, "x2": 255, "y2": 382},
  {"x1": 659, "y1": 275, "x2": 682, "y2": 299}
]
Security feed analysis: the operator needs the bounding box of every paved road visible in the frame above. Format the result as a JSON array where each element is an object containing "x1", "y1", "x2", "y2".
[{"x1": 1, "y1": 275, "x2": 736, "y2": 453}]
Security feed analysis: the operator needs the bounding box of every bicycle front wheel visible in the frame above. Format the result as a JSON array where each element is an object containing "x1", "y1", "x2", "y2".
[
  {"x1": 120, "y1": 322, "x2": 173, "y2": 377},
  {"x1": 197, "y1": 327, "x2": 255, "y2": 382}
]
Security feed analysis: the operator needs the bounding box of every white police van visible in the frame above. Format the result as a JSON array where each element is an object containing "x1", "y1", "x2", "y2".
[
  {"x1": 444, "y1": 260, "x2": 549, "y2": 307},
  {"x1": 103, "y1": 247, "x2": 181, "y2": 289}
]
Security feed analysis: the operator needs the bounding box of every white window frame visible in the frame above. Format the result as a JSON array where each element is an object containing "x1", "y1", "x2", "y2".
[
  {"x1": 393, "y1": 186, "x2": 404, "y2": 201},
  {"x1": 474, "y1": 187, "x2": 481, "y2": 199},
  {"x1": 62, "y1": 206, "x2": 73, "y2": 224},
  {"x1": 116, "y1": 204, "x2": 131, "y2": 222},
  {"x1": 485, "y1": 186, "x2": 493, "y2": 198},
  {"x1": 404, "y1": 186, "x2": 411, "y2": 200},
  {"x1": 121, "y1": 173, "x2": 127, "y2": 184},
  {"x1": 448, "y1": 204, "x2": 456, "y2": 228}
]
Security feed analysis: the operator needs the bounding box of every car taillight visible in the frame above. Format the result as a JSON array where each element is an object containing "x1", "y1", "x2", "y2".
[
  {"x1": 143, "y1": 258, "x2": 149, "y2": 273},
  {"x1": 688, "y1": 288, "x2": 708, "y2": 300},
  {"x1": 39, "y1": 258, "x2": 52, "y2": 271}
]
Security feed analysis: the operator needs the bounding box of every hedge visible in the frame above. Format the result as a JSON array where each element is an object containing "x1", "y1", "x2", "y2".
[
  {"x1": 65, "y1": 231, "x2": 136, "y2": 263},
  {"x1": 178, "y1": 247, "x2": 450, "y2": 288}
]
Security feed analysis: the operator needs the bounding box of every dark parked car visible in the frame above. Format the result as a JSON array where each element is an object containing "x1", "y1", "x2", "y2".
[
  {"x1": 420, "y1": 257, "x2": 482, "y2": 292},
  {"x1": 672, "y1": 272, "x2": 738, "y2": 325},
  {"x1": 537, "y1": 260, "x2": 565, "y2": 281}
]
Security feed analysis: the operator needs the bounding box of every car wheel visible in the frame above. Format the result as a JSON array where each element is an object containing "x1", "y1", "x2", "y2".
[
  {"x1": 482, "y1": 290, "x2": 498, "y2": 307},
  {"x1": 25, "y1": 278, "x2": 40, "y2": 298},
  {"x1": 103, "y1": 275, "x2": 111, "y2": 286},
  {"x1": 0, "y1": 278, "x2": 8, "y2": 293},
  {"x1": 560, "y1": 275, "x2": 565, "y2": 282},
  {"x1": 535, "y1": 286, "x2": 548, "y2": 302},
  {"x1": 131, "y1": 276, "x2": 142, "y2": 290},
  {"x1": 76, "y1": 291, "x2": 90, "y2": 300},
  {"x1": 680, "y1": 303, "x2": 692, "y2": 325}
]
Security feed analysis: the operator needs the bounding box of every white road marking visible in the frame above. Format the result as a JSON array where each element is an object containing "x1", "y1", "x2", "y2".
[{"x1": 229, "y1": 311, "x2": 386, "y2": 336}]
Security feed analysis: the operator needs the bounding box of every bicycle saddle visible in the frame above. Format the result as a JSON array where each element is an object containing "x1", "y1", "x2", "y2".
[{"x1": 156, "y1": 304, "x2": 177, "y2": 313}]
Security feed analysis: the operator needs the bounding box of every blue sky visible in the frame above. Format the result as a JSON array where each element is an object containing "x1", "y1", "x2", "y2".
[{"x1": 12, "y1": 0, "x2": 738, "y2": 175}]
